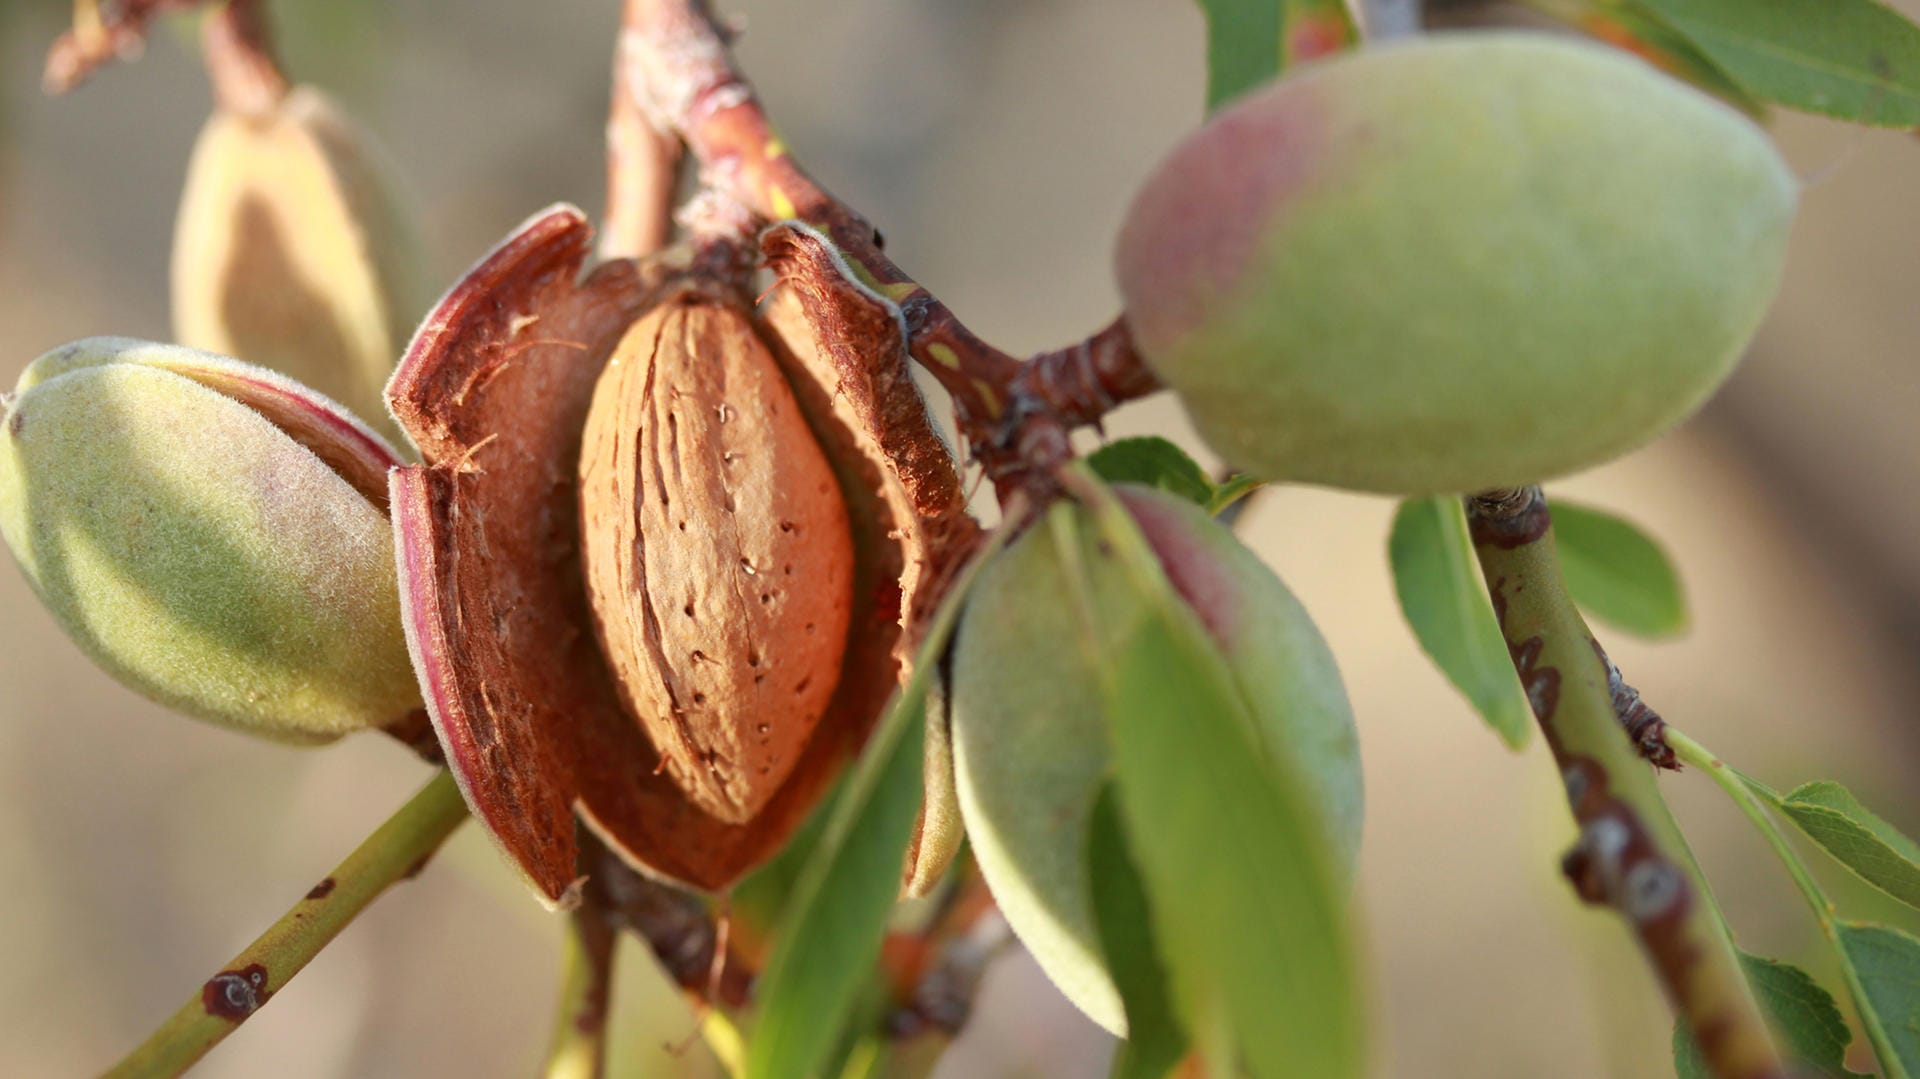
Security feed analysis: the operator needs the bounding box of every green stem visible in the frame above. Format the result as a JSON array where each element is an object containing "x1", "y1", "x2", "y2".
[
  {"x1": 540, "y1": 906, "x2": 617, "y2": 1079},
  {"x1": 835, "y1": 1037, "x2": 887, "y2": 1079},
  {"x1": 1465, "y1": 488, "x2": 1786, "y2": 1079},
  {"x1": 101, "y1": 770, "x2": 469, "y2": 1079},
  {"x1": 1664, "y1": 730, "x2": 1831, "y2": 916},
  {"x1": 701, "y1": 1009, "x2": 748, "y2": 1079},
  {"x1": 1664, "y1": 727, "x2": 1903, "y2": 1077}
]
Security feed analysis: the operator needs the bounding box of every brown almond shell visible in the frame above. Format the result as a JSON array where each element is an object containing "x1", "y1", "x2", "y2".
[
  {"x1": 387, "y1": 206, "x2": 975, "y2": 903},
  {"x1": 755, "y1": 223, "x2": 983, "y2": 895},
  {"x1": 577, "y1": 292, "x2": 855, "y2": 825}
]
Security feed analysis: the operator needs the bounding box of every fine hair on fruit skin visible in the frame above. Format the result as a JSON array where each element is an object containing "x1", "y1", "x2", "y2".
[
  {"x1": 0, "y1": 338, "x2": 419, "y2": 743},
  {"x1": 23, "y1": 2, "x2": 1917, "y2": 1075},
  {"x1": 949, "y1": 483, "x2": 1362, "y2": 1035},
  {"x1": 1114, "y1": 32, "x2": 1798, "y2": 496}
]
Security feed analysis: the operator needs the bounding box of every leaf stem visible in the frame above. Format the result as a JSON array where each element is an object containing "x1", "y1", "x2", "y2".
[
  {"x1": 701, "y1": 1008, "x2": 748, "y2": 1079},
  {"x1": 1465, "y1": 487, "x2": 1788, "y2": 1079},
  {"x1": 1664, "y1": 731, "x2": 1831, "y2": 916},
  {"x1": 1663, "y1": 728, "x2": 1904, "y2": 1077},
  {"x1": 99, "y1": 770, "x2": 469, "y2": 1079}
]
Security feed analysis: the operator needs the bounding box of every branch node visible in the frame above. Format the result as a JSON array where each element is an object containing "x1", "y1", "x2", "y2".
[{"x1": 1592, "y1": 641, "x2": 1680, "y2": 770}]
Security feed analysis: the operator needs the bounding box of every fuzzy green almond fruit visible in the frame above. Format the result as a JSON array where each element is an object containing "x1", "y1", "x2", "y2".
[
  {"x1": 950, "y1": 484, "x2": 1361, "y2": 1034},
  {"x1": 1114, "y1": 32, "x2": 1798, "y2": 495},
  {"x1": 0, "y1": 338, "x2": 419, "y2": 743}
]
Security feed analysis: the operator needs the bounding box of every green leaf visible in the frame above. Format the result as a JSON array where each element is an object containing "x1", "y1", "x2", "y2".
[
  {"x1": 1837, "y1": 922, "x2": 1920, "y2": 1079},
  {"x1": 1673, "y1": 951, "x2": 1868, "y2": 1079},
  {"x1": 1196, "y1": 0, "x2": 1358, "y2": 111},
  {"x1": 1571, "y1": 0, "x2": 1767, "y2": 114},
  {"x1": 1550, "y1": 500, "x2": 1687, "y2": 639},
  {"x1": 1062, "y1": 476, "x2": 1364, "y2": 1079},
  {"x1": 1750, "y1": 779, "x2": 1920, "y2": 913},
  {"x1": 1083, "y1": 436, "x2": 1267, "y2": 519},
  {"x1": 743, "y1": 686, "x2": 924, "y2": 1079},
  {"x1": 744, "y1": 530, "x2": 1010, "y2": 1079},
  {"x1": 1388, "y1": 497, "x2": 1532, "y2": 749},
  {"x1": 1088, "y1": 437, "x2": 1215, "y2": 508},
  {"x1": 1088, "y1": 786, "x2": 1189, "y2": 1079},
  {"x1": 1633, "y1": 0, "x2": 1920, "y2": 126}
]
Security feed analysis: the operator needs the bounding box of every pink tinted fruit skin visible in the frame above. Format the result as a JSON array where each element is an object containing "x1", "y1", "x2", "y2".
[
  {"x1": 1117, "y1": 486, "x2": 1240, "y2": 643},
  {"x1": 1109, "y1": 34, "x2": 1796, "y2": 495},
  {"x1": 948, "y1": 483, "x2": 1362, "y2": 1037},
  {"x1": 1113, "y1": 78, "x2": 1330, "y2": 361}
]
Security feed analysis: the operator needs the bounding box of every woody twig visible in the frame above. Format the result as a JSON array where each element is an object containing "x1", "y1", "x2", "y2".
[{"x1": 614, "y1": 0, "x2": 1161, "y2": 501}]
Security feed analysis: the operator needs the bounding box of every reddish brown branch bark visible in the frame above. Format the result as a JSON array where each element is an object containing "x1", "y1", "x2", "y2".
[
  {"x1": 200, "y1": 0, "x2": 286, "y2": 116},
  {"x1": 617, "y1": 0, "x2": 1159, "y2": 502},
  {"x1": 602, "y1": 0, "x2": 685, "y2": 260},
  {"x1": 45, "y1": 0, "x2": 288, "y2": 113},
  {"x1": 1017, "y1": 317, "x2": 1163, "y2": 428},
  {"x1": 617, "y1": 0, "x2": 1019, "y2": 430},
  {"x1": 578, "y1": 831, "x2": 754, "y2": 1009},
  {"x1": 43, "y1": 0, "x2": 201, "y2": 93}
]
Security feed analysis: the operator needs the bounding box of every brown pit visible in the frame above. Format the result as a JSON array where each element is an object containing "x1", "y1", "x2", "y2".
[{"x1": 577, "y1": 291, "x2": 857, "y2": 824}]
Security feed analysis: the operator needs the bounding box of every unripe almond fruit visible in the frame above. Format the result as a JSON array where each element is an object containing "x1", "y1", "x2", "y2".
[
  {"x1": 950, "y1": 484, "x2": 1362, "y2": 1033},
  {"x1": 0, "y1": 338, "x2": 418, "y2": 743},
  {"x1": 173, "y1": 86, "x2": 424, "y2": 443},
  {"x1": 578, "y1": 289, "x2": 856, "y2": 825},
  {"x1": 1115, "y1": 32, "x2": 1796, "y2": 495}
]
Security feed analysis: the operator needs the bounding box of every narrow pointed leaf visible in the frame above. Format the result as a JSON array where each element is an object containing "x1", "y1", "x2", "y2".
[
  {"x1": 1196, "y1": 0, "x2": 1358, "y2": 111},
  {"x1": 1791, "y1": 785, "x2": 1920, "y2": 910},
  {"x1": 1837, "y1": 922, "x2": 1920, "y2": 1079},
  {"x1": 1633, "y1": 0, "x2": 1920, "y2": 126},
  {"x1": 1673, "y1": 951, "x2": 1868, "y2": 1079},
  {"x1": 745, "y1": 530, "x2": 1009, "y2": 1079},
  {"x1": 1555, "y1": 0, "x2": 1765, "y2": 114},
  {"x1": 742, "y1": 671, "x2": 925, "y2": 1079},
  {"x1": 1088, "y1": 786, "x2": 1189, "y2": 1079},
  {"x1": 1756, "y1": 779, "x2": 1920, "y2": 913},
  {"x1": 1389, "y1": 497, "x2": 1532, "y2": 749},
  {"x1": 1088, "y1": 437, "x2": 1214, "y2": 508},
  {"x1": 1551, "y1": 500, "x2": 1687, "y2": 639},
  {"x1": 1064, "y1": 477, "x2": 1364, "y2": 1079}
]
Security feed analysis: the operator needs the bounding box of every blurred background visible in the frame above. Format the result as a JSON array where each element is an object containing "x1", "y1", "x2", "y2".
[{"x1": 0, "y1": 1, "x2": 1915, "y2": 1075}]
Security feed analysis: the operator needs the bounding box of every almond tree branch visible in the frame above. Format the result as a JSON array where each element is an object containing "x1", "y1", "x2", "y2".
[
  {"x1": 43, "y1": 0, "x2": 286, "y2": 106},
  {"x1": 100, "y1": 770, "x2": 470, "y2": 1079},
  {"x1": 579, "y1": 831, "x2": 755, "y2": 1009},
  {"x1": 1016, "y1": 317, "x2": 1162, "y2": 430},
  {"x1": 616, "y1": 0, "x2": 1017, "y2": 415},
  {"x1": 616, "y1": 0, "x2": 1162, "y2": 497},
  {"x1": 1465, "y1": 487, "x2": 1786, "y2": 1079},
  {"x1": 602, "y1": 0, "x2": 684, "y2": 260},
  {"x1": 200, "y1": 0, "x2": 287, "y2": 117},
  {"x1": 47, "y1": 0, "x2": 195, "y2": 93}
]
